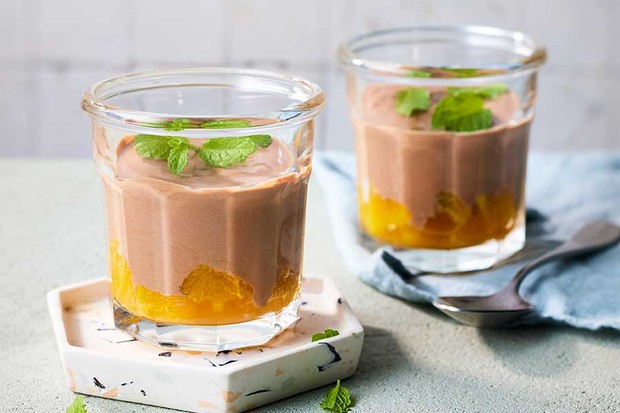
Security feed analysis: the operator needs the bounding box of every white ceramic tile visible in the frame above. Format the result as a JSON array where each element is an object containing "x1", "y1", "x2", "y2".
[
  {"x1": 322, "y1": 68, "x2": 354, "y2": 152},
  {"x1": 531, "y1": 69, "x2": 616, "y2": 151},
  {"x1": 39, "y1": 0, "x2": 132, "y2": 65},
  {"x1": 34, "y1": 69, "x2": 120, "y2": 158},
  {"x1": 48, "y1": 276, "x2": 364, "y2": 413},
  {"x1": 130, "y1": 0, "x2": 227, "y2": 65},
  {"x1": 520, "y1": 0, "x2": 613, "y2": 72},
  {"x1": 0, "y1": 70, "x2": 36, "y2": 156},
  {"x1": 0, "y1": 0, "x2": 39, "y2": 61},
  {"x1": 226, "y1": 0, "x2": 325, "y2": 65}
]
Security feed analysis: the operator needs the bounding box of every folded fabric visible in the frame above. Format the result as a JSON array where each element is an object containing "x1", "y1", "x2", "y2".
[{"x1": 314, "y1": 151, "x2": 620, "y2": 330}]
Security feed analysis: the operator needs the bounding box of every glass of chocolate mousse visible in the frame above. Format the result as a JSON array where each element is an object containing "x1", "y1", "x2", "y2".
[
  {"x1": 82, "y1": 68, "x2": 324, "y2": 351},
  {"x1": 339, "y1": 26, "x2": 546, "y2": 273}
]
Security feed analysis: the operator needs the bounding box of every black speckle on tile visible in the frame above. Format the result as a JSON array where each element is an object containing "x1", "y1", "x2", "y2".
[
  {"x1": 115, "y1": 338, "x2": 138, "y2": 344},
  {"x1": 218, "y1": 360, "x2": 238, "y2": 367},
  {"x1": 246, "y1": 389, "x2": 270, "y2": 396},
  {"x1": 258, "y1": 348, "x2": 264, "y2": 353},
  {"x1": 93, "y1": 377, "x2": 105, "y2": 389},
  {"x1": 337, "y1": 297, "x2": 343, "y2": 304},
  {"x1": 141, "y1": 390, "x2": 146, "y2": 396},
  {"x1": 158, "y1": 352, "x2": 172, "y2": 357},
  {"x1": 236, "y1": 351, "x2": 242, "y2": 355},
  {"x1": 121, "y1": 382, "x2": 128, "y2": 386},
  {"x1": 317, "y1": 342, "x2": 342, "y2": 372},
  {"x1": 301, "y1": 301, "x2": 308, "y2": 306},
  {"x1": 204, "y1": 358, "x2": 217, "y2": 367},
  {"x1": 216, "y1": 350, "x2": 232, "y2": 356}
]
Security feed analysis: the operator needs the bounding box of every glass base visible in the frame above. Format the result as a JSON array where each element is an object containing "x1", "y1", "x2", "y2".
[
  {"x1": 113, "y1": 298, "x2": 301, "y2": 352},
  {"x1": 387, "y1": 225, "x2": 525, "y2": 274}
]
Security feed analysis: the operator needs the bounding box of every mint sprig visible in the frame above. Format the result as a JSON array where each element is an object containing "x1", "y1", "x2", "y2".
[
  {"x1": 66, "y1": 395, "x2": 87, "y2": 413},
  {"x1": 201, "y1": 119, "x2": 252, "y2": 129},
  {"x1": 395, "y1": 88, "x2": 430, "y2": 116},
  {"x1": 312, "y1": 329, "x2": 340, "y2": 342},
  {"x1": 134, "y1": 134, "x2": 272, "y2": 174},
  {"x1": 405, "y1": 69, "x2": 431, "y2": 78},
  {"x1": 320, "y1": 379, "x2": 352, "y2": 413},
  {"x1": 448, "y1": 84, "x2": 508, "y2": 99},
  {"x1": 431, "y1": 94, "x2": 493, "y2": 132}
]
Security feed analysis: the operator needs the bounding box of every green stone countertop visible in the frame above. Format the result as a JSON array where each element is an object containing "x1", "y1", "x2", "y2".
[{"x1": 1, "y1": 159, "x2": 619, "y2": 412}]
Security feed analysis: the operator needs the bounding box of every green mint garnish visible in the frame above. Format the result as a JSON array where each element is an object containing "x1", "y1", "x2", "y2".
[
  {"x1": 201, "y1": 119, "x2": 252, "y2": 129},
  {"x1": 199, "y1": 137, "x2": 258, "y2": 168},
  {"x1": 312, "y1": 329, "x2": 340, "y2": 342},
  {"x1": 134, "y1": 134, "x2": 272, "y2": 173},
  {"x1": 406, "y1": 69, "x2": 431, "y2": 78},
  {"x1": 395, "y1": 88, "x2": 430, "y2": 116},
  {"x1": 320, "y1": 379, "x2": 352, "y2": 413},
  {"x1": 66, "y1": 395, "x2": 87, "y2": 413},
  {"x1": 448, "y1": 84, "x2": 508, "y2": 99},
  {"x1": 440, "y1": 68, "x2": 482, "y2": 78},
  {"x1": 432, "y1": 94, "x2": 493, "y2": 132},
  {"x1": 166, "y1": 138, "x2": 191, "y2": 175}
]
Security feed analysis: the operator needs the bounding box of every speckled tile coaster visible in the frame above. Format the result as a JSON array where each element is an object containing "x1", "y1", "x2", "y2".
[{"x1": 47, "y1": 276, "x2": 364, "y2": 413}]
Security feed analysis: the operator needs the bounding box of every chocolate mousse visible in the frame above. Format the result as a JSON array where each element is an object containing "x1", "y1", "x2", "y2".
[
  {"x1": 98, "y1": 132, "x2": 309, "y2": 325},
  {"x1": 351, "y1": 84, "x2": 531, "y2": 249}
]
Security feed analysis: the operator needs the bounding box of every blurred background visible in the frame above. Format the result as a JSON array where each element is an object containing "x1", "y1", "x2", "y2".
[{"x1": 0, "y1": 0, "x2": 617, "y2": 158}]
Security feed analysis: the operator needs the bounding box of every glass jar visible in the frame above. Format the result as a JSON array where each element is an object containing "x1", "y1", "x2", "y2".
[
  {"x1": 338, "y1": 26, "x2": 546, "y2": 273},
  {"x1": 82, "y1": 68, "x2": 324, "y2": 351}
]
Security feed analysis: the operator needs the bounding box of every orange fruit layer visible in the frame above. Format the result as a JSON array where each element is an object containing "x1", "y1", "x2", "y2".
[
  {"x1": 359, "y1": 187, "x2": 518, "y2": 249},
  {"x1": 109, "y1": 239, "x2": 300, "y2": 325}
]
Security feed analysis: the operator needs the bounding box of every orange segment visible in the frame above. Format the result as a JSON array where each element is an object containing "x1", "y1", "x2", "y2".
[
  {"x1": 109, "y1": 239, "x2": 301, "y2": 326},
  {"x1": 359, "y1": 187, "x2": 519, "y2": 249}
]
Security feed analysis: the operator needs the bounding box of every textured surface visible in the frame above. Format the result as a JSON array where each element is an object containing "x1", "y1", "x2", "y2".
[
  {"x1": 1, "y1": 159, "x2": 620, "y2": 412},
  {"x1": 1, "y1": 0, "x2": 619, "y2": 156}
]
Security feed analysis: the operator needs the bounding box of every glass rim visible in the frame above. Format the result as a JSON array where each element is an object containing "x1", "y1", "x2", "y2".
[
  {"x1": 81, "y1": 67, "x2": 325, "y2": 135},
  {"x1": 337, "y1": 25, "x2": 547, "y2": 81}
]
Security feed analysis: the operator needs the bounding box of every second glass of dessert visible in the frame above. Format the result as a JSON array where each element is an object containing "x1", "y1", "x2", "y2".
[
  {"x1": 82, "y1": 68, "x2": 324, "y2": 351},
  {"x1": 339, "y1": 26, "x2": 546, "y2": 273}
]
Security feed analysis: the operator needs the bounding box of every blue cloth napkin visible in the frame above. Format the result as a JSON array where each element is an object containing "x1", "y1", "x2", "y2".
[{"x1": 314, "y1": 151, "x2": 620, "y2": 330}]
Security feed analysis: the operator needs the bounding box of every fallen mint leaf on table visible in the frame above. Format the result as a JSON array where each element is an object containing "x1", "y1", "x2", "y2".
[
  {"x1": 395, "y1": 88, "x2": 430, "y2": 116},
  {"x1": 66, "y1": 395, "x2": 87, "y2": 413},
  {"x1": 200, "y1": 119, "x2": 252, "y2": 129},
  {"x1": 431, "y1": 94, "x2": 493, "y2": 132},
  {"x1": 312, "y1": 329, "x2": 340, "y2": 342},
  {"x1": 448, "y1": 84, "x2": 508, "y2": 99},
  {"x1": 320, "y1": 379, "x2": 352, "y2": 413}
]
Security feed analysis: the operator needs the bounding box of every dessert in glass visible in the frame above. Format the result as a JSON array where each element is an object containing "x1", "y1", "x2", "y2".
[
  {"x1": 339, "y1": 26, "x2": 546, "y2": 273},
  {"x1": 81, "y1": 68, "x2": 324, "y2": 351}
]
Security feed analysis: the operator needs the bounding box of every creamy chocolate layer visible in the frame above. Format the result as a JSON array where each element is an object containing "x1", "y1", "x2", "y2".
[
  {"x1": 100, "y1": 136, "x2": 308, "y2": 307},
  {"x1": 352, "y1": 84, "x2": 531, "y2": 227}
]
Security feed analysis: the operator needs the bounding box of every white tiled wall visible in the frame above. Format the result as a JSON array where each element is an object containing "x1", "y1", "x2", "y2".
[{"x1": 0, "y1": 0, "x2": 618, "y2": 158}]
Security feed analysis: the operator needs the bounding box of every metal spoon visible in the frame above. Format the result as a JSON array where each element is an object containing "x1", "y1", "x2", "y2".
[{"x1": 433, "y1": 221, "x2": 620, "y2": 328}]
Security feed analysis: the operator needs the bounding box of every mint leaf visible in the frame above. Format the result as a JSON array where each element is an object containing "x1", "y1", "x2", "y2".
[
  {"x1": 66, "y1": 395, "x2": 87, "y2": 413},
  {"x1": 440, "y1": 68, "x2": 482, "y2": 78},
  {"x1": 395, "y1": 88, "x2": 430, "y2": 116},
  {"x1": 167, "y1": 138, "x2": 191, "y2": 175},
  {"x1": 406, "y1": 69, "x2": 431, "y2": 78},
  {"x1": 249, "y1": 135, "x2": 272, "y2": 148},
  {"x1": 312, "y1": 329, "x2": 340, "y2": 342},
  {"x1": 432, "y1": 94, "x2": 493, "y2": 132},
  {"x1": 448, "y1": 84, "x2": 508, "y2": 99},
  {"x1": 201, "y1": 119, "x2": 252, "y2": 129},
  {"x1": 320, "y1": 380, "x2": 352, "y2": 413},
  {"x1": 163, "y1": 118, "x2": 193, "y2": 131},
  {"x1": 134, "y1": 135, "x2": 173, "y2": 159},
  {"x1": 199, "y1": 137, "x2": 258, "y2": 168}
]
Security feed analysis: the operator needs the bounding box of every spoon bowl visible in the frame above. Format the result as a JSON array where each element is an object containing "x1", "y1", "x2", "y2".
[{"x1": 433, "y1": 221, "x2": 620, "y2": 327}]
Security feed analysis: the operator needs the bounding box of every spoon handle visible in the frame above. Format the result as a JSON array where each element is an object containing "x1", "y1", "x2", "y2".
[{"x1": 509, "y1": 221, "x2": 620, "y2": 290}]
